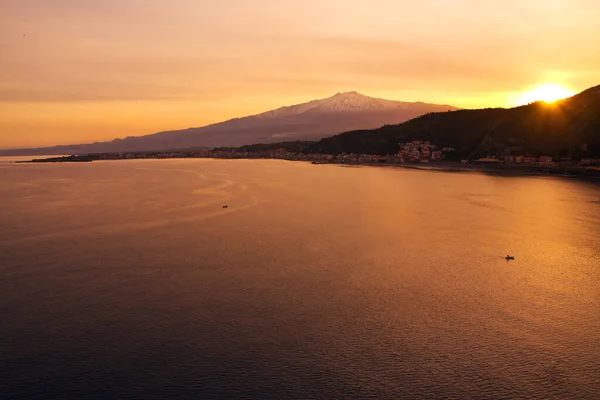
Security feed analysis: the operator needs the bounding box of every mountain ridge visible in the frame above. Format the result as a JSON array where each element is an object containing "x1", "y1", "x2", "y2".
[
  {"x1": 308, "y1": 84, "x2": 600, "y2": 159},
  {"x1": 251, "y1": 91, "x2": 457, "y2": 118},
  {"x1": 0, "y1": 92, "x2": 459, "y2": 156}
]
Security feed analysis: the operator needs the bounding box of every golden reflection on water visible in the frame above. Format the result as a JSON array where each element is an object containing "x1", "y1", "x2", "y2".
[{"x1": 0, "y1": 158, "x2": 599, "y2": 399}]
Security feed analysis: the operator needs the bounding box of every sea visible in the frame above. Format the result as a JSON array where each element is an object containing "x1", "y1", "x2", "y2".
[{"x1": 1, "y1": 157, "x2": 599, "y2": 399}]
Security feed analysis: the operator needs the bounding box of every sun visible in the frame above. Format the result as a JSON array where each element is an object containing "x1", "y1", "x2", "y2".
[{"x1": 517, "y1": 84, "x2": 576, "y2": 105}]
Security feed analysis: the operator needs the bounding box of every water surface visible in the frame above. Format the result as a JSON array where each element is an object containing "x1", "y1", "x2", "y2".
[{"x1": 1, "y1": 159, "x2": 599, "y2": 399}]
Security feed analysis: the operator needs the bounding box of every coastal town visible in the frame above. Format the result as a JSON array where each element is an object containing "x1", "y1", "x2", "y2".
[{"x1": 64, "y1": 140, "x2": 600, "y2": 171}]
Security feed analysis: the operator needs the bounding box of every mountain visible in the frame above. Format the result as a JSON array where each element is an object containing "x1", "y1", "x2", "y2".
[
  {"x1": 0, "y1": 92, "x2": 459, "y2": 156},
  {"x1": 308, "y1": 85, "x2": 600, "y2": 159}
]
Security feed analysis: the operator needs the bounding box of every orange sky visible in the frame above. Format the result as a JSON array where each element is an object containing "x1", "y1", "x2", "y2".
[{"x1": 1, "y1": 0, "x2": 599, "y2": 149}]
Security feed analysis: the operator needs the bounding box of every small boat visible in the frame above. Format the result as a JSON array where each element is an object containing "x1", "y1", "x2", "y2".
[
  {"x1": 222, "y1": 205, "x2": 228, "y2": 209},
  {"x1": 505, "y1": 255, "x2": 515, "y2": 261}
]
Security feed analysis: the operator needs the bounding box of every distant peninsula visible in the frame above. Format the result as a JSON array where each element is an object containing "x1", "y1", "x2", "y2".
[{"x1": 19, "y1": 155, "x2": 95, "y2": 163}]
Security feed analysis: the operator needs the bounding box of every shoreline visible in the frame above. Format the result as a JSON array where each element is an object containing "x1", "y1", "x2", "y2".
[
  {"x1": 14, "y1": 155, "x2": 600, "y2": 179},
  {"x1": 323, "y1": 161, "x2": 600, "y2": 179}
]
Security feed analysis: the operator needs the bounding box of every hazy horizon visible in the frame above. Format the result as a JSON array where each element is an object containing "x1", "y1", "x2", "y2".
[
  {"x1": 1, "y1": 0, "x2": 599, "y2": 148},
  {"x1": 1, "y1": 90, "x2": 462, "y2": 150}
]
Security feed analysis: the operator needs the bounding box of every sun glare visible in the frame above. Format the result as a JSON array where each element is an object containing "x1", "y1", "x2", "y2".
[{"x1": 518, "y1": 84, "x2": 576, "y2": 105}]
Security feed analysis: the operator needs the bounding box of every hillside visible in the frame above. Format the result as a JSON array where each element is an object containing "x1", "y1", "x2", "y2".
[
  {"x1": 0, "y1": 92, "x2": 458, "y2": 156},
  {"x1": 308, "y1": 85, "x2": 600, "y2": 159}
]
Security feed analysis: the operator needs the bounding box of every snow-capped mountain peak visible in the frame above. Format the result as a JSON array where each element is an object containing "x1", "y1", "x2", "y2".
[
  {"x1": 255, "y1": 91, "x2": 427, "y2": 119},
  {"x1": 317, "y1": 91, "x2": 387, "y2": 110}
]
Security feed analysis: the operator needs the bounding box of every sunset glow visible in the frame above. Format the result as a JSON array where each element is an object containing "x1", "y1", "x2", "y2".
[
  {"x1": 1, "y1": 0, "x2": 599, "y2": 148},
  {"x1": 516, "y1": 84, "x2": 577, "y2": 105}
]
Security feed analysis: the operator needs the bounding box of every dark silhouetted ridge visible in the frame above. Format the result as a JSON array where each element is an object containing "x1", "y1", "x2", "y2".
[{"x1": 308, "y1": 85, "x2": 600, "y2": 159}]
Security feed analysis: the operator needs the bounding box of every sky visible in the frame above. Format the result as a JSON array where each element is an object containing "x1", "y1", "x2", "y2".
[{"x1": 1, "y1": 0, "x2": 599, "y2": 149}]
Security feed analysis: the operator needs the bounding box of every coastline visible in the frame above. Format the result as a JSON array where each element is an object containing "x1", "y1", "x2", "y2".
[
  {"x1": 325, "y1": 160, "x2": 600, "y2": 179},
  {"x1": 16, "y1": 154, "x2": 600, "y2": 179},
  {"x1": 15, "y1": 155, "x2": 94, "y2": 164}
]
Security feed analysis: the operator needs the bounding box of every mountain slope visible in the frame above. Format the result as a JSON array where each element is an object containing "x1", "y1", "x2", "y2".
[
  {"x1": 0, "y1": 92, "x2": 459, "y2": 156},
  {"x1": 308, "y1": 85, "x2": 600, "y2": 159}
]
